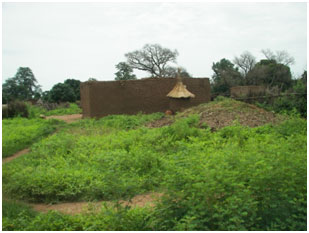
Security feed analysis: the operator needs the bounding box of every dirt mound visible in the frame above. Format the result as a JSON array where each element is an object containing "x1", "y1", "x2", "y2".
[{"x1": 147, "y1": 98, "x2": 286, "y2": 130}]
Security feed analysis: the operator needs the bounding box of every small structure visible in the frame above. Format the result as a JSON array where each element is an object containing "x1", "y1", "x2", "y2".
[
  {"x1": 167, "y1": 70, "x2": 195, "y2": 98},
  {"x1": 166, "y1": 69, "x2": 196, "y2": 112}
]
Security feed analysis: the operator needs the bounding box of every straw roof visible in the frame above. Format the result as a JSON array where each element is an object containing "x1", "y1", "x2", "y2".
[{"x1": 166, "y1": 81, "x2": 195, "y2": 98}]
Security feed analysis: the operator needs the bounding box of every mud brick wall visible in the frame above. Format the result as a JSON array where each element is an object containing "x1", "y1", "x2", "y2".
[
  {"x1": 230, "y1": 85, "x2": 266, "y2": 98},
  {"x1": 80, "y1": 77, "x2": 211, "y2": 118}
]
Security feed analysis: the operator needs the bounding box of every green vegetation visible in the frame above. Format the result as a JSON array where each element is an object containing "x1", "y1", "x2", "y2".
[
  {"x1": 2, "y1": 98, "x2": 306, "y2": 231},
  {"x1": 2, "y1": 118, "x2": 62, "y2": 158},
  {"x1": 3, "y1": 106, "x2": 306, "y2": 230},
  {"x1": 2, "y1": 199, "x2": 152, "y2": 231},
  {"x1": 2, "y1": 67, "x2": 41, "y2": 104},
  {"x1": 28, "y1": 103, "x2": 82, "y2": 118},
  {"x1": 256, "y1": 78, "x2": 307, "y2": 118}
]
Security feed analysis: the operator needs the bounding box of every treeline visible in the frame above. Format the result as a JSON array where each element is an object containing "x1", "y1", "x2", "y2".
[
  {"x1": 2, "y1": 67, "x2": 81, "y2": 104},
  {"x1": 211, "y1": 49, "x2": 304, "y2": 95},
  {"x1": 2, "y1": 45, "x2": 306, "y2": 117}
]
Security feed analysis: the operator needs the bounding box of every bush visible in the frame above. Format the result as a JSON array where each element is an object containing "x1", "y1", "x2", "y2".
[
  {"x1": 3, "y1": 101, "x2": 29, "y2": 118},
  {"x1": 27, "y1": 103, "x2": 82, "y2": 118},
  {"x1": 256, "y1": 79, "x2": 307, "y2": 118},
  {"x1": 149, "y1": 120, "x2": 307, "y2": 231}
]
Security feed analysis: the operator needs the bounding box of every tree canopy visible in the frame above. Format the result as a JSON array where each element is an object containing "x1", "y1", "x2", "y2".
[
  {"x1": 125, "y1": 44, "x2": 178, "y2": 78},
  {"x1": 2, "y1": 67, "x2": 41, "y2": 104},
  {"x1": 114, "y1": 62, "x2": 137, "y2": 80},
  {"x1": 64, "y1": 79, "x2": 81, "y2": 100},
  {"x1": 211, "y1": 58, "x2": 242, "y2": 95},
  {"x1": 246, "y1": 59, "x2": 292, "y2": 91},
  {"x1": 49, "y1": 83, "x2": 76, "y2": 103}
]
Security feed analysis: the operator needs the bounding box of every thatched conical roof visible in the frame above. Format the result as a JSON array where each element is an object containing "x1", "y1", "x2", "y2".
[
  {"x1": 166, "y1": 68, "x2": 195, "y2": 98},
  {"x1": 167, "y1": 81, "x2": 195, "y2": 98}
]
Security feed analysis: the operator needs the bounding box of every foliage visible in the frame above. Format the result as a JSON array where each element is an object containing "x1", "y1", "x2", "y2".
[
  {"x1": 49, "y1": 83, "x2": 76, "y2": 103},
  {"x1": 149, "y1": 118, "x2": 307, "y2": 231},
  {"x1": 27, "y1": 103, "x2": 82, "y2": 118},
  {"x1": 115, "y1": 62, "x2": 137, "y2": 80},
  {"x1": 41, "y1": 90, "x2": 52, "y2": 102},
  {"x1": 211, "y1": 58, "x2": 242, "y2": 95},
  {"x1": 2, "y1": 200, "x2": 38, "y2": 231},
  {"x1": 2, "y1": 67, "x2": 42, "y2": 104},
  {"x1": 246, "y1": 59, "x2": 292, "y2": 91},
  {"x1": 2, "y1": 117, "x2": 61, "y2": 158},
  {"x1": 256, "y1": 75, "x2": 307, "y2": 118},
  {"x1": 64, "y1": 79, "x2": 81, "y2": 100},
  {"x1": 2, "y1": 105, "x2": 306, "y2": 230},
  {"x1": 211, "y1": 50, "x2": 295, "y2": 97},
  {"x1": 3, "y1": 100, "x2": 29, "y2": 118},
  {"x1": 125, "y1": 44, "x2": 178, "y2": 78},
  {"x1": 2, "y1": 200, "x2": 152, "y2": 231}
]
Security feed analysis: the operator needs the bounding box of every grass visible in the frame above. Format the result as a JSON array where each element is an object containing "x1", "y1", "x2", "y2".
[
  {"x1": 28, "y1": 103, "x2": 82, "y2": 118},
  {"x1": 2, "y1": 117, "x2": 63, "y2": 158},
  {"x1": 2, "y1": 199, "x2": 152, "y2": 231},
  {"x1": 2, "y1": 98, "x2": 307, "y2": 230}
]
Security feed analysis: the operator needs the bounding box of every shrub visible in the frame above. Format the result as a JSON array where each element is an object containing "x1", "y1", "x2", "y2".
[
  {"x1": 3, "y1": 101, "x2": 29, "y2": 118},
  {"x1": 27, "y1": 103, "x2": 82, "y2": 118}
]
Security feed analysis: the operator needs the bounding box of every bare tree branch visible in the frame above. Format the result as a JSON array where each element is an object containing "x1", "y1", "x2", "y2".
[
  {"x1": 125, "y1": 44, "x2": 178, "y2": 77},
  {"x1": 261, "y1": 48, "x2": 295, "y2": 66},
  {"x1": 233, "y1": 51, "x2": 256, "y2": 78}
]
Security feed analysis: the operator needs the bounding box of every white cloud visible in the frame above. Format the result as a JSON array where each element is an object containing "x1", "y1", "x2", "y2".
[{"x1": 2, "y1": 2, "x2": 307, "y2": 91}]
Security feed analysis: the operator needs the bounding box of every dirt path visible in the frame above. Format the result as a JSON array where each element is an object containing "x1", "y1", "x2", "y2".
[
  {"x1": 45, "y1": 114, "x2": 82, "y2": 123},
  {"x1": 31, "y1": 193, "x2": 163, "y2": 215},
  {"x1": 2, "y1": 148, "x2": 30, "y2": 164}
]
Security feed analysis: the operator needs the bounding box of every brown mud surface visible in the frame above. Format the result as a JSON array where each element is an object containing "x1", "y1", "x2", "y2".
[
  {"x1": 31, "y1": 193, "x2": 163, "y2": 215},
  {"x1": 45, "y1": 114, "x2": 82, "y2": 123},
  {"x1": 147, "y1": 99, "x2": 286, "y2": 130},
  {"x1": 2, "y1": 148, "x2": 30, "y2": 164}
]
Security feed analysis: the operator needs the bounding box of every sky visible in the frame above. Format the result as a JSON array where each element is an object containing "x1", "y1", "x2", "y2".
[{"x1": 2, "y1": 2, "x2": 307, "y2": 91}]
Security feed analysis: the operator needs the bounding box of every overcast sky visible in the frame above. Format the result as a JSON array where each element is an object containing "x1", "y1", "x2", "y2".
[{"x1": 2, "y1": 2, "x2": 307, "y2": 91}]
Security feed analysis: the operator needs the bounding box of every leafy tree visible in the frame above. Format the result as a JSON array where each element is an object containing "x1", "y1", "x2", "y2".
[
  {"x1": 64, "y1": 79, "x2": 81, "y2": 100},
  {"x1": 2, "y1": 67, "x2": 41, "y2": 103},
  {"x1": 211, "y1": 58, "x2": 242, "y2": 95},
  {"x1": 49, "y1": 83, "x2": 76, "y2": 103},
  {"x1": 125, "y1": 44, "x2": 178, "y2": 78},
  {"x1": 246, "y1": 59, "x2": 292, "y2": 91},
  {"x1": 114, "y1": 62, "x2": 137, "y2": 80}
]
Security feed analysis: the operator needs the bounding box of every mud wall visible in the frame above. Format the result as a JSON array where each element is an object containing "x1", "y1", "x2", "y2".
[
  {"x1": 80, "y1": 77, "x2": 211, "y2": 118},
  {"x1": 230, "y1": 85, "x2": 266, "y2": 98}
]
